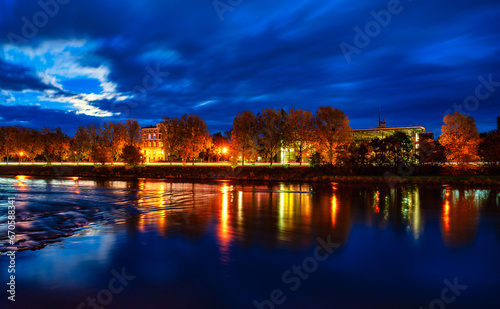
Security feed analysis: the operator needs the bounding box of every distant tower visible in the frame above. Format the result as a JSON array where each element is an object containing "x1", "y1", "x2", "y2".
[{"x1": 378, "y1": 105, "x2": 386, "y2": 128}]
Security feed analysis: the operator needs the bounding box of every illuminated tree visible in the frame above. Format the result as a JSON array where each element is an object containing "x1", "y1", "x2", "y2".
[
  {"x1": 212, "y1": 132, "x2": 230, "y2": 162},
  {"x1": 179, "y1": 114, "x2": 211, "y2": 165},
  {"x1": 2, "y1": 126, "x2": 21, "y2": 163},
  {"x1": 286, "y1": 108, "x2": 313, "y2": 165},
  {"x1": 439, "y1": 112, "x2": 479, "y2": 163},
  {"x1": 313, "y1": 106, "x2": 352, "y2": 164},
  {"x1": 20, "y1": 128, "x2": 43, "y2": 164},
  {"x1": 100, "y1": 121, "x2": 128, "y2": 163},
  {"x1": 91, "y1": 146, "x2": 112, "y2": 165},
  {"x1": 231, "y1": 110, "x2": 257, "y2": 165},
  {"x1": 41, "y1": 128, "x2": 70, "y2": 164},
  {"x1": 159, "y1": 116, "x2": 183, "y2": 164},
  {"x1": 255, "y1": 109, "x2": 286, "y2": 165}
]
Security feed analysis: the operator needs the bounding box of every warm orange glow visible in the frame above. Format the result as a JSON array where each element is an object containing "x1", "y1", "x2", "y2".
[
  {"x1": 15, "y1": 175, "x2": 27, "y2": 180},
  {"x1": 331, "y1": 194, "x2": 338, "y2": 227},
  {"x1": 443, "y1": 190, "x2": 450, "y2": 233},
  {"x1": 218, "y1": 184, "x2": 232, "y2": 262},
  {"x1": 70, "y1": 177, "x2": 79, "y2": 181},
  {"x1": 374, "y1": 191, "x2": 380, "y2": 213},
  {"x1": 19, "y1": 152, "x2": 23, "y2": 156}
]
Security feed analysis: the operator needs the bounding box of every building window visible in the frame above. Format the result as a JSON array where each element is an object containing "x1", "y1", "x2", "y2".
[
  {"x1": 159, "y1": 134, "x2": 162, "y2": 139},
  {"x1": 153, "y1": 150, "x2": 155, "y2": 155},
  {"x1": 148, "y1": 134, "x2": 151, "y2": 140}
]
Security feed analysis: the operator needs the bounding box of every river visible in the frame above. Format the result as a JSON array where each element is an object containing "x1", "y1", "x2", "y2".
[{"x1": 0, "y1": 176, "x2": 499, "y2": 309}]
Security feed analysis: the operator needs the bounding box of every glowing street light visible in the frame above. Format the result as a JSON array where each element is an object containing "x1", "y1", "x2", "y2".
[
  {"x1": 19, "y1": 152, "x2": 23, "y2": 165},
  {"x1": 222, "y1": 147, "x2": 228, "y2": 154}
]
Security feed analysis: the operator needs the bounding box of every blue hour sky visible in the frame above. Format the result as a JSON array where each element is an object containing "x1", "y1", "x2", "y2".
[{"x1": 0, "y1": 0, "x2": 499, "y2": 136}]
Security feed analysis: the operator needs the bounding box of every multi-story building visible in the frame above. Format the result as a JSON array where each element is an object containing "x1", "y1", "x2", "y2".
[
  {"x1": 351, "y1": 126, "x2": 427, "y2": 150},
  {"x1": 141, "y1": 124, "x2": 164, "y2": 162}
]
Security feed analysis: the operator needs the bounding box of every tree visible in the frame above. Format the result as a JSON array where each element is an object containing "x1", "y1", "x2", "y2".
[
  {"x1": 439, "y1": 112, "x2": 480, "y2": 163},
  {"x1": 478, "y1": 130, "x2": 500, "y2": 163},
  {"x1": 384, "y1": 131, "x2": 414, "y2": 164},
  {"x1": 41, "y1": 128, "x2": 57, "y2": 164},
  {"x1": 313, "y1": 106, "x2": 352, "y2": 164},
  {"x1": 20, "y1": 128, "x2": 43, "y2": 164},
  {"x1": 100, "y1": 121, "x2": 128, "y2": 163},
  {"x1": 419, "y1": 137, "x2": 446, "y2": 163},
  {"x1": 91, "y1": 146, "x2": 112, "y2": 165},
  {"x1": 212, "y1": 132, "x2": 230, "y2": 162},
  {"x1": 122, "y1": 145, "x2": 142, "y2": 165},
  {"x1": 126, "y1": 119, "x2": 142, "y2": 148},
  {"x1": 3, "y1": 126, "x2": 21, "y2": 163},
  {"x1": 232, "y1": 110, "x2": 257, "y2": 165},
  {"x1": 179, "y1": 114, "x2": 211, "y2": 165},
  {"x1": 159, "y1": 116, "x2": 183, "y2": 164},
  {"x1": 255, "y1": 109, "x2": 286, "y2": 165},
  {"x1": 286, "y1": 108, "x2": 313, "y2": 165}
]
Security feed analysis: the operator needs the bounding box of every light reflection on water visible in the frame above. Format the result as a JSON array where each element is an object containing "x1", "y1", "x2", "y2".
[{"x1": 0, "y1": 176, "x2": 499, "y2": 308}]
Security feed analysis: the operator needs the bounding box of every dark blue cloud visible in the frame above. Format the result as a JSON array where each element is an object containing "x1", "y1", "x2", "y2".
[
  {"x1": 0, "y1": 58, "x2": 54, "y2": 91},
  {"x1": 0, "y1": 0, "x2": 499, "y2": 134}
]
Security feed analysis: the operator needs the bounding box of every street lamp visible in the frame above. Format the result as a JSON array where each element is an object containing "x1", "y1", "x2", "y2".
[
  {"x1": 19, "y1": 152, "x2": 23, "y2": 165},
  {"x1": 74, "y1": 151, "x2": 78, "y2": 165}
]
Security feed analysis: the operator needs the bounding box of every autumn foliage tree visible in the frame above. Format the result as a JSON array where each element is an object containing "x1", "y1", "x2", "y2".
[
  {"x1": 160, "y1": 116, "x2": 184, "y2": 164},
  {"x1": 231, "y1": 110, "x2": 257, "y2": 165},
  {"x1": 286, "y1": 108, "x2": 313, "y2": 165},
  {"x1": 439, "y1": 112, "x2": 480, "y2": 163},
  {"x1": 313, "y1": 106, "x2": 352, "y2": 164},
  {"x1": 255, "y1": 109, "x2": 286, "y2": 165},
  {"x1": 180, "y1": 114, "x2": 211, "y2": 165}
]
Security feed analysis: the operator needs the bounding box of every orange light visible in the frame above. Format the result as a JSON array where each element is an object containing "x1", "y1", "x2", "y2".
[
  {"x1": 20, "y1": 152, "x2": 23, "y2": 156},
  {"x1": 222, "y1": 147, "x2": 228, "y2": 154}
]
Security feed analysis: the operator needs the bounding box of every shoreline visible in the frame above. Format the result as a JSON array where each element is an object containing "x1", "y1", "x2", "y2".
[{"x1": 1, "y1": 165, "x2": 500, "y2": 186}]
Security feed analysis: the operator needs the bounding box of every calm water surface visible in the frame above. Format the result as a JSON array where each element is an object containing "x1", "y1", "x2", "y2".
[{"x1": 0, "y1": 176, "x2": 499, "y2": 309}]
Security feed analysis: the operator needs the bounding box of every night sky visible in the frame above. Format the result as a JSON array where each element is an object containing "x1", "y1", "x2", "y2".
[{"x1": 0, "y1": 0, "x2": 499, "y2": 136}]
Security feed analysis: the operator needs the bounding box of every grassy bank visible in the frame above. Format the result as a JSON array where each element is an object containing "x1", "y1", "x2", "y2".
[{"x1": 1, "y1": 164, "x2": 500, "y2": 186}]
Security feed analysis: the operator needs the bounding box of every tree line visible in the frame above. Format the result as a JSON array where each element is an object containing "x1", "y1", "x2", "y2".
[{"x1": 0, "y1": 109, "x2": 498, "y2": 165}]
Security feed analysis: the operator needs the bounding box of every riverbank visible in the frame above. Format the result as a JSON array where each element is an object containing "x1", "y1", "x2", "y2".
[{"x1": 1, "y1": 164, "x2": 500, "y2": 185}]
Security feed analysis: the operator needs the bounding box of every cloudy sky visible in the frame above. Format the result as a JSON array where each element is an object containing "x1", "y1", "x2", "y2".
[{"x1": 0, "y1": 0, "x2": 499, "y2": 136}]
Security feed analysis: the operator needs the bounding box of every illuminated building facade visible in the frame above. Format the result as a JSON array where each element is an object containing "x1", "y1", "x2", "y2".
[
  {"x1": 351, "y1": 126, "x2": 427, "y2": 150},
  {"x1": 141, "y1": 124, "x2": 164, "y2": 162}
]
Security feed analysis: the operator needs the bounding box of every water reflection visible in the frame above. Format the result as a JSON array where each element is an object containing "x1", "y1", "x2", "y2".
[
  {"x1": 2, "y1": 177, "x2": 499, "y2": 254},
  {"x1": 441, "y1": 186, "x2": 480, "y2": 247}
]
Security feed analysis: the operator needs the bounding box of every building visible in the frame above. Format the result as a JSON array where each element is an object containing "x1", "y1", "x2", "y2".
[
  {"x1": 351, "y1": 126, "x2": 427, "y2": 149},
  {"x1": 352, "y1": 107, "x2": 427, "y2": 150},
  {"x1": 141, "y1": 124, "x2": 164, "y2": 162}
]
